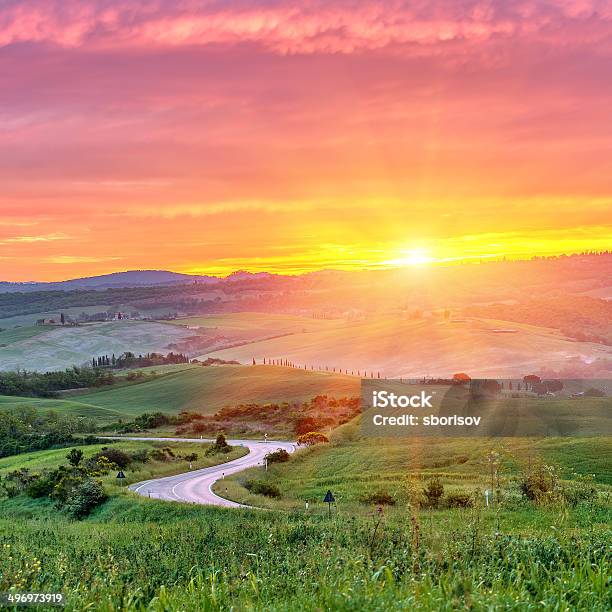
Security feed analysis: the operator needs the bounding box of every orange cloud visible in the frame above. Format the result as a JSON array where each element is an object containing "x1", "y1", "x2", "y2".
[{"x1": 0, "y1": 1, "x2": 611, "y2": 280}]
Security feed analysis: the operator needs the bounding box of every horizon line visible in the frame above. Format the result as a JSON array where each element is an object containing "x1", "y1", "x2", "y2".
[{"x1": 2, "y1": 250, "x2": 610, "y2": 285}]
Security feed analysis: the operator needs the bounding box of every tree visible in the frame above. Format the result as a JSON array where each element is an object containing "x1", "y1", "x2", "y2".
[
  {"x1": 66, "y1": 448, "x2": 84, "y2": 467},
  {"x1": 215, "y1": 433, "x2": 228, "y2": 448},
  {"x1": 265, "y1": 449, "x2": 290, "y2": 463},
  {"x1": 523, "y1": 374, "x2": 541, "y2": 390}
]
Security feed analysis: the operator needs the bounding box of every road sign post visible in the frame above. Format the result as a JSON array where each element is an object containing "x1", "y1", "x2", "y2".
[
  {"x1": 323, "y1": 490, "x2": 335, "y2": 518},
  {"x1": 116, "y1": 470, "x2": 126, "y2": 486}
]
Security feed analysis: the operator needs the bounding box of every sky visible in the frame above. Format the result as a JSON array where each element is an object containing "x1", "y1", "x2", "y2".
[{"x1": 1, "y1": 0, "x2": 611, "y2": 281}]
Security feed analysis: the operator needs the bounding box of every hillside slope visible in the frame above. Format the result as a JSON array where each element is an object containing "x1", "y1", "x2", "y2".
[
  {"x1": 202, "y1": 317, "x2": 612, "y2": 378},
  {"x1": 0, "y1": 320, "x2": 195, "y2": 372},
  {"x1": 4, "y1": 365, "x2": 359, "y2": 421}
]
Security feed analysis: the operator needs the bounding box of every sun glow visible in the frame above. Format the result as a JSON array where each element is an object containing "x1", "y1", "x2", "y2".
[{"x1": 384, "y1": 250, "x2": 435, "y2": 267}]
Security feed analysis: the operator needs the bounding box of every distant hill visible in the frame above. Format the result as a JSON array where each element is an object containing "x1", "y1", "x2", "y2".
[{"x1": 0, "y1": 270, "x2": 222, "y2": 292}]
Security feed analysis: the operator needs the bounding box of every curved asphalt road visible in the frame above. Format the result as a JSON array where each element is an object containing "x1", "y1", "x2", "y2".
[{"x1": 101, "y1": 436, "x2": 296, "y2": 508}]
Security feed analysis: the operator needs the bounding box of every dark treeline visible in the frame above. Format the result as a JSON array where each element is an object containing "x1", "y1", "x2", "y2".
[
  {"x1": 0, "y1": 367, "x2": 115, "y2": 398},
  {"x1": 0, "y1": 276, "x2": 295, "y2": 319},
  {"x1": 0, "y1": 406, "x2": 100, "y2": 458},
  {"x1": 92, "y1": 351, "x2": 189, "y2": 369}
]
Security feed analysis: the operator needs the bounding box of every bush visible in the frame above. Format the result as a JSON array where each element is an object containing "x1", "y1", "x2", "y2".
[
  {"x1": 206, "y1": 434, "x2": 232, "y2": 456},
  {"x1": 297, "y1": 432, "x2": 329, "y2": 446},
  {"x1": 66, "y1": 448, "x2": 83, "y2": 467},
  {"x1": 26, "y1": 473, "x2": 58, "y2": 498},
  {"x1": 265, "y1": 449, "x2": 290, "y2": 464},
  {"x1": 295, "y1": 417, "x2": 318, "y2": 435},
  {"x1": 91, "y1": 447, "x2": 132, "y2": 469},
  {"x1": 405, "y1": 477, "x2": 425, "y2": 508},
  {"x1": 519, "y1": 463, "x2": 559, "y2": 503},
  {"x1": 151, "y1": 447, "x2": 175, "y2": 462},
  {"x1": 244, "y1": 479, "x2": 281, "y2": 498},
  {"x1": 130, "y1": 449, "x2": 150, "y2": 463},
  {"x1": 359, "y1": 490, "x2": 395, "y2": 505},
  {"x1": 63, "y1": 478, "x2": 107, "y2": 519},
  {"x1": 423, "y1": 477, "x2": 444, "y2": 508},
  {"x1": 560, "y1": 473, "x2": 598, "y2": 507},
  {"x1": 445, "y1": 491, "x2": 473, "y2": 508}
]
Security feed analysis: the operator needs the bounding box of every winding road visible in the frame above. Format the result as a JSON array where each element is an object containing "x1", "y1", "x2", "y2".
[{"x1": 101, "y1": 436, "x2": 296, "y2": 508}]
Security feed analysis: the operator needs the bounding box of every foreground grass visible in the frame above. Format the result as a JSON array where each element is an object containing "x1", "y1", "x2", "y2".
[
  {"x1": 1, "y1": 423, "x2": 610, "y2": 610},
  {"x1": 1, "y1": 494, "x2": 610, "y2": 611}
]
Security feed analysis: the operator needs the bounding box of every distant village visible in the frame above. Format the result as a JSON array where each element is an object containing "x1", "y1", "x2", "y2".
[{"x1": 35, "y1": 311, "x2": 179, "y2": 326}]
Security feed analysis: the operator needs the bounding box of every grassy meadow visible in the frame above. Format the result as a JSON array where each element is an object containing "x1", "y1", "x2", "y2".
[
  {"x1": 1, "y1": 434, "x2": 610, "y2": 611},
  {"x1": 213, "y1": 418, "x2": 612, "y2": 510},
  {"x1": 0, "y1": 316, "x2": 610, "y2": 610}
]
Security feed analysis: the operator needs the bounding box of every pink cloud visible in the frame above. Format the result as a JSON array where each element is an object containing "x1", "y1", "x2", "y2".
[{"x1": 0, "y1": 1, "x2": 610, "y2": 54}]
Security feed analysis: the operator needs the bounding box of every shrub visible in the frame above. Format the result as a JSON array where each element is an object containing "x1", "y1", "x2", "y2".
[
  {"x1": 244, "y1": 479, "x2": 281, "y2": 498},
  {"x1": 206, "y1": 434, "x2": 232, "y2": 456},
  {"x1": 561, "y1": 473, "x2": 598, "y2": 507},
  {"x1": 91, "y1": 447, "x2": 132, "y2": 469},
  {"x1": 26, "y1": 473, "x2": 58, "y2": 498},
  {"x1": 151, "y1": 447, "x2": 175, "y2": 462},
  {"x1": 360, "y1": 490, "x2": 395, "y2": 505},
  {"x1": 405, "y1": 477, "x2": 425, "y2": 508},
  {"x1": 519, "y1": 463, "x2": 559, "y2": 503},
  {"x1": 423, "y1": 477, "x2": 444, "y2": 508},
  {"x1": 84, "y1": 456, "x2": 118, "y2": 476},
  {"x1": 445, "y1": 491, "x2": 473, "y2": 508},
  {"x1": 134, "y1": 412, "x2": 170, "y2": 429},
  {"x1": 191, "y1": 422, "x2": 208, "y2": 434},
  {"x1": 215, "y1": 434, "x2": 229, "y2": 448},
  {"x1": 130, "y1": 449, "x2": 150, "y2": 463},
  {"x1": 295, "y1": 417, "x2": 318, "y2": 435},
  {"x1": 265, "y1": 449, "x2": 290, "y2": 464},
  {"x1": 63, "y1": 478, "x2": 107, "y2": 519},
  {"x1": 66, "y1": 448, "x2": 83, "y2": 467},
  {"x1": 297, "y1": 432, "x2": 329, "y2": 446}
]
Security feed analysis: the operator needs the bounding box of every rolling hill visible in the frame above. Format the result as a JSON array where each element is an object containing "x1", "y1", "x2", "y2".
[
  {"x1": 0, "y1": 365, "x2": 359, "y2": 422},
  {"x1": 0, "y1": 320, "x2": 195, "y2": 372},
  {"x1": 201, "y1": 316, "x2": 612, "y2": 378}
]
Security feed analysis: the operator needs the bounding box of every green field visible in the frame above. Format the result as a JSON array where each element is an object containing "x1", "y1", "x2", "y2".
[
  {"x1": 76, "y1": 365, "x2": 357, "y2": 418},
  {"x1": 203, "y1": 316, "x2": 612, "y2": 378},
  {"x1": 0, "y1": 325, "x2": 50, "y2": 346},
  {"x1": 0, "y1": 366, "x2": 359, "y2": 423},
  {"x1": 1, "y1": 430, "x2": 610, "y2": 610},
  {"x1": 0, "y1": 394, "x2": 126, "y2": 421},
  {"x1": 214, "y1": 418, "x2": 612, "y2": 512},
  {"x1": 0, "y1": 320, "x2": 196, "y2": 373}
]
